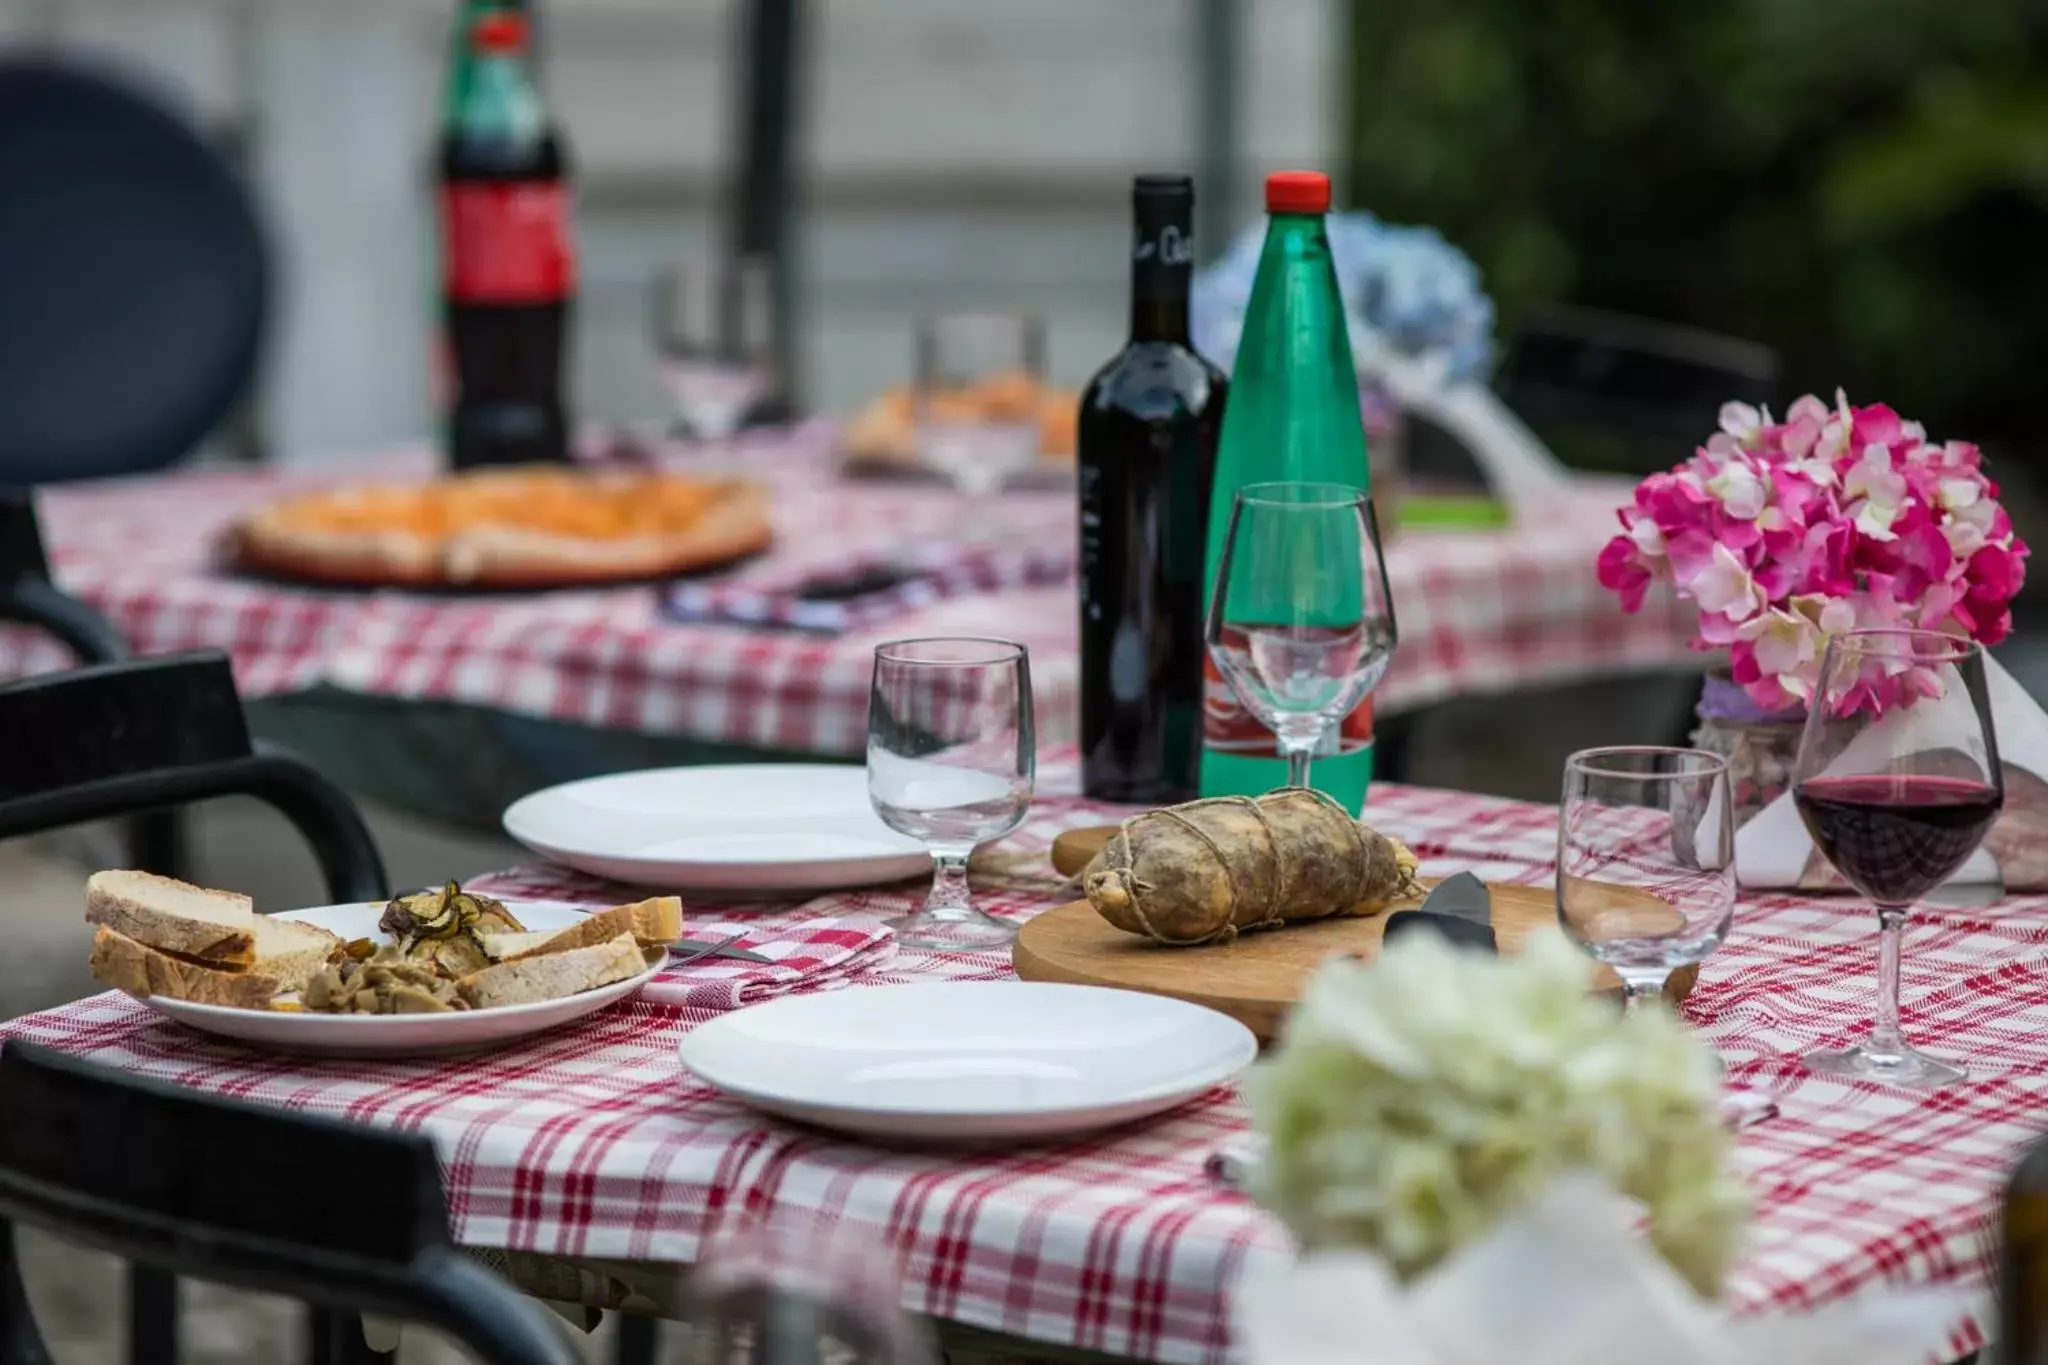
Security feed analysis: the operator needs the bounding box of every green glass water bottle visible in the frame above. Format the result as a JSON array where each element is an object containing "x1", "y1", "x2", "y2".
[{"x1": 1199, "y1": 170, "x2": 1379, "y2": 812}]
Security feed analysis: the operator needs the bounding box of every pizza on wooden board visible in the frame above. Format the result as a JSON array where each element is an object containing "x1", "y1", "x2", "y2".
[{"x1": 229, "y1": 465, "x2": 773, "y2": 588}]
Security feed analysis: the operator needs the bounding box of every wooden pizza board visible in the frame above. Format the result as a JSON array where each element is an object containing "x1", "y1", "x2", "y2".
[{"x1": 1026, "y1": 825, "x2": 1695, "y2": 1041}]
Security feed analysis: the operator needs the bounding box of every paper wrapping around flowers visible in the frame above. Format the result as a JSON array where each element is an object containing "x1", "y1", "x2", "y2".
[{"x1": 1736, "y1": 654, "x2": 2048, "y2": 889}]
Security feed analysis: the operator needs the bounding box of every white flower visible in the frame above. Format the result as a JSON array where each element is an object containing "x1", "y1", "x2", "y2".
[
  {"x1": 1703, "y1": 461, "x2": 1766, "y2": 520},
  {"x1": 1717, "y1": 402, "x2": 1762, "y2": 442},
  {"x1": 1841, "y1": 443, "x2": 1907, "y2": 541},
  {"x1": 1245, "y1": 931, "x2": 1746, "y2": 1297},
  {"x1": 1629, "y1": 517, "x2": 1667, "y2": 558},
  {"x1": 1687, "y1": 542, "x2": 1764, "y2": 622}
]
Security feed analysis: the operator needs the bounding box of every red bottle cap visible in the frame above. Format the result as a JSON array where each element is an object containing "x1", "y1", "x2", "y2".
[
  {"x1": 472, "y1": 10, "x2": 529, "y2": 53},
  {"x1": 1264, "y1": 171, "x2": 1331, "y2": 214}
]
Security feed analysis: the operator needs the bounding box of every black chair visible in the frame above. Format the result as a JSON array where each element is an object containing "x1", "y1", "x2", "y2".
[
  {"x1": 0, "y1": 57, "x2": 268, "y2": 483},
  {"x1": 0, "y1": 488, "x2": 181, "y2": 875},
  {"x1": 1494, "y1": 304, "x2": 1781, "y2": 478},
  {"x1": 0, "y1": 1039, "x2": 581, "y2": 1365},
  {"x1": 0, "y1": 650, "x2": 386, "y2": 905}
]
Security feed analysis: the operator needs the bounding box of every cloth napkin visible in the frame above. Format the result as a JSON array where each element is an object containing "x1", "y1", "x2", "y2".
[
  {"x1": 1204, "y1": 1090, "x2": 1780, "y2": 1189},
  {"x1": 662, "y1": 539, "x2": 1073, "y2": 633},
  {"x1": 1736, "y1": 653, "x2": 2048, "y2": 889},
  {"x1": 641, "y1": 916, "x2": 897, "y2": 1011}
]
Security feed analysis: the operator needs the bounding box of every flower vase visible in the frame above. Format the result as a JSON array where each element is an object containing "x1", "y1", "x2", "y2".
[{"x1": 1687, "y1": 672, "x2": 1808, "y2": 829}]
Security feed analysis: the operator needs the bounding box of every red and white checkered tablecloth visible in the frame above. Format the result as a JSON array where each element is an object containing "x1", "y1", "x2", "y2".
[
  {"x1": 1, "y1": 764, "x2": 2027, "y2": 1363},
  {"x1": 0, "y1": 430, "x2": 1695, "y2": 755}
]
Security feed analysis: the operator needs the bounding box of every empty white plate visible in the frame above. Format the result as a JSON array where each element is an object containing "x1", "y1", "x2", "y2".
[
  {"x1": 503, "y1": 764, "x2": 930, "y2": 897},
  {"x1": 676, "y1": 981, "x2": 1258, "y2": 1143},
  {"x1": 145, "y1": 901, "x2": 659, "y2": 1058}
]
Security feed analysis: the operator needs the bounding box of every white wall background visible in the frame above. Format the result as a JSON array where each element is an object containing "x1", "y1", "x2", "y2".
[{"x1": 5, "y1": 0, "x2": 1339, "y2": 462}]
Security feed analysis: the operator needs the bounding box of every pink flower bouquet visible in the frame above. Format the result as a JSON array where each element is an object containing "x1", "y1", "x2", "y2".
[{"x1": 1598, "y1": 392, "x2": 2028, "y2": 716}]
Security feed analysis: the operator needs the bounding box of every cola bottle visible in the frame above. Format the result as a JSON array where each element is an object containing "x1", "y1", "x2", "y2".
[{"x1": 439, "y1": 8, "x2": 575, "y2": 468}]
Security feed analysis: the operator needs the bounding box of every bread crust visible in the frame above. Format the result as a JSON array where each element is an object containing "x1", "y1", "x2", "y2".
[
  {"x1": 90, "y1": 927, "x2": 280, "y2": 1009},
  {"x1": 85, "y1": 872, "x2": 255, "y2": 968},
  {"x1": 485, "y1": 896, "x2": 684, "y2": 963},
  {"x1": 456, "y1": 933, "x2": 648, "y2": 1010},
  {"x1": 230, "y1": 472, "x2": 773, "y2": 588}
]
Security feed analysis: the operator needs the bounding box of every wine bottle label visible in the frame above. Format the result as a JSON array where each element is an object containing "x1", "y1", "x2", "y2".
[
  {"x1": 1201, "y1": 653, "x2": 1375, "y2": 756},
  {"x1": 1132, "y1": 220, "x2": 1193, "y2": 303},
  {"x1": 442, "y1": 182, "x2": 576, "y2": 303}
]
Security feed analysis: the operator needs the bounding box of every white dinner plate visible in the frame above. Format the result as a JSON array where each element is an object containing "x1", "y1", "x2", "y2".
[
  {"x1": 144, "y1": 901, "x2": 658, "y2": 1058},
  {"x1": 502, "y1": 764, "x2": 930, "y2": 897},
  {"x1": 676, "y1": 982, "x2": 1258, "y2": 1144}
]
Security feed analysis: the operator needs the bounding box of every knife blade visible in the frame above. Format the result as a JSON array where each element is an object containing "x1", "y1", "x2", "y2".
[
  {"x1": 1381, "y1": 871, "x2": 1498, "y2": 953},
  {"x1": 671, "y1": 938, "x2": 773, "y2": 965}
]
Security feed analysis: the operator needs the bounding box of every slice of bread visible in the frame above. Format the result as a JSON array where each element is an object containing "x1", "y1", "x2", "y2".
[
  {"x1": 252, "y1": 918, "x2": 344, "y2": 994},
  {"x1": 85, "y1": 870, "x2": 257, "y2": 969},
  {"x1": 90, "y1": 926, "x2": 280, "y2": 1010},
  {"x1": 479, "y1": 896, "x2": 684, "y2": 963},
  {"x1": 457, "y1": 932, "x2": 647, "y2": 1010}
]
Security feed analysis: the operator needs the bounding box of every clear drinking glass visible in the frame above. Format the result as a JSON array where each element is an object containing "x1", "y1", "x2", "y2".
[
  {"x1": 867, "y1": 637, "x2": 1035, "y2": 951},
  {"x1": 1204, "y1": 482, "x2": 1397, "y2": 790},
  {"x1": 912, "y1": 312, "x2": 1046, "y2": 531},
  {"x1": 650, "y1": 254, "x2": 776, "y2": 442},
  {"x1": 669, "y1": 1216, "x2": 938, "y2": 1365},
  {"x1": 1557, "y1": 746, "x2": 1737, "y2": 1013},
  {"x1": 1790, "y1": 628, "x2": 2003, "y2": 1088}
]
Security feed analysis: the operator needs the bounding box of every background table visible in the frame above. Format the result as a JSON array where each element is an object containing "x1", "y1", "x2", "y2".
[
  {"x1": 0, "y1": 428, "x2": 1699, "y2": 827},
  {"x1": 0, "y1": 761, "x2": 2013, "y2": 1365}
]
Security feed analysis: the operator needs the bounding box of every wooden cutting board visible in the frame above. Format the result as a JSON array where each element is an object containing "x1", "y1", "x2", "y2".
[{"x1": 1026, "y1": 825, "x2": 1695, "y2": 1040}]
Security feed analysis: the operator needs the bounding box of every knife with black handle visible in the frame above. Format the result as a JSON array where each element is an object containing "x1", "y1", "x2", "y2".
[{"x1": 1380, "y1": 871, "x2": 1498, "y2": 953}]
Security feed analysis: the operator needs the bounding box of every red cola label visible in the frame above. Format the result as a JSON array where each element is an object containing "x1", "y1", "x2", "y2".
[
  {"x1": 1202, "y1": 651, "x2": 1374, "y2": 757},
  {"x1": 442, "y1": 182, "x2": 576, "y2": 303}
]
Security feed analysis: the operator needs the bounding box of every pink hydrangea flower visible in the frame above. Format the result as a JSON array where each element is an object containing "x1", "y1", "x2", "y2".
[{"x1": 1594, "y1": 390, "x2": 2028, "y2": 716}]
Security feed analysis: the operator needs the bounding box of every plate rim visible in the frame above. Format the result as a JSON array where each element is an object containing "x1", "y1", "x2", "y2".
[
  {"x1": 502, "y1": 762, "x2": 927, "y2": 872},
  {"x1": 675, "y1": 981, "x2": 1258, "y2": 1119}
]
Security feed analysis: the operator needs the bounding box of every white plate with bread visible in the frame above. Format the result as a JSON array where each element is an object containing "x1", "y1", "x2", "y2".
[{"x1": 85, "y1": 871, "x2": 683, "y2": 1058}]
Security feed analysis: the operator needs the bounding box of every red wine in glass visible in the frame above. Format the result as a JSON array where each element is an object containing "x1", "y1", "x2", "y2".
[{"x1": 1794, "y1": 774, "x2": 2004, "y2": 906}]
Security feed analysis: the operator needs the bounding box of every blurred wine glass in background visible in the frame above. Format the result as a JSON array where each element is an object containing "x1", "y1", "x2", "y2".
[
  {"x1": 667, "y1": 1216, "x2": 939, "y2": 1365},
  {"x1": 913, "y1": 311, "x2": 1045, "y2": 538},
  {"x1": 650, "y1": 254, "x2": 777, "y2": 444}
]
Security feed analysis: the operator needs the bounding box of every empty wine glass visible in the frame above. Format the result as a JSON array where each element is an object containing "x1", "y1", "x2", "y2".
[
  {"x1": 668, "y1": 1216, "x2": 938, "y2": 1365},
  {"x1": 913, "y1": 312, "x2": 1046, "y2": 538},
  {"x1": 867, "y1": 637, "x2": 1034, "y2": 951},
  {"x1": 650, "y1": 254, "x2": 776, "y2": 443},
  {"x1": 1791, "y1": 628, "x2": 2003, "y2": 1088},
  {"x1": 1204, "y1": 482, "x2": 1397, "y2": 791},
  {"x1": 1557, "y1": 747, "x2": 1737, "y2": 1013}
]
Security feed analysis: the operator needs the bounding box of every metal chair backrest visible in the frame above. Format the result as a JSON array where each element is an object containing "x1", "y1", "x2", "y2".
[
  {"x1": 0, "y1": 487, "x2": 181, "y2": 875},
  {"x1": 1496, "y1": 304, "x2": 1781, "y2": 476},
  {"x1": 0, "y1": 1040, "x2": 579, "y2": 1365},
  {"x1": 0, "y1": 651, "x2": 387, "y2": 903}
]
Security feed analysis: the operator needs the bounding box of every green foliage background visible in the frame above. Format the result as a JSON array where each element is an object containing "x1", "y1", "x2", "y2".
[{"x1": 1343, "y1": 0, "x2": 2048, "y2": 463}]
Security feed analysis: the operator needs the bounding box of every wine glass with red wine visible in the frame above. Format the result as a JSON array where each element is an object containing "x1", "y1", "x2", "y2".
[{"x1": 1791, "y1": 628, "x2": 2003, "y2": 1088}]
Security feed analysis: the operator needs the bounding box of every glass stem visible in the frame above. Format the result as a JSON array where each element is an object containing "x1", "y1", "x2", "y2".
[
  {"x1": 1619, "y1": 972, "x2": 1669, "y2": 1014},
  {"x1": 1870, "y1": 905, "x2": 1908, "y2": 1056},
  {"x1": 1276, "y1": 726, "x2": 1323, "y2": 789},
  {"x1": 924, "y1": 849, "x2": 973, "y2": 915}
]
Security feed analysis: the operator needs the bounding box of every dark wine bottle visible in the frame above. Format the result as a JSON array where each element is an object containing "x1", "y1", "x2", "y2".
[
  {"x1": 2004, "y1": 1134, "x2": 2048, "y2": 1364},
  {"x1": 1077, "y1": 175, "x2": 1228, "y2": 804}
]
